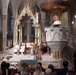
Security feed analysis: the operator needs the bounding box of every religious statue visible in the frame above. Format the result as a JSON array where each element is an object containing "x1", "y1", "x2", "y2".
[{"x1": 52, "y1": 15, "x2": 61, "y2": 26}]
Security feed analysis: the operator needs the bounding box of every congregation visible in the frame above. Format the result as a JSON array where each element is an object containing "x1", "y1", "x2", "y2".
[{"x1": 0, "y1": 61, "x2": 75, "y2": 75}]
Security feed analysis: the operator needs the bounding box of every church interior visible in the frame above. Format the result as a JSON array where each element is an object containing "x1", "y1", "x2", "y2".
[{"x1": 0, "y1": 0, "x2": 76, "y2": 75}]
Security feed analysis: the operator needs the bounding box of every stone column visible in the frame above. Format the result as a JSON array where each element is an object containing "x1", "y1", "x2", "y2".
[
  {"x1": 34, "y1": 24, "x2": 41, "y2": 46},
  {"x1": 2, "y1": 14, "x2": 7, "y2": 50},
  {"x1": 35, "y1": 24, "x2": 39, "y2": 44},
  {"x1": 59, "y1": 51, "x2": 62, "y2": 58},
  {"x1": 52, "y1": 49, "x2": 62, "y2": 68},
  {"x1": 41, "y1": 12, "x2": 46, "y2": 43},
  {"x1": 0, "y1": 15, "x2": 2, "y2": 32},
  {"x1": 61, "y1": 12, "x2": 68, "y2": 26},
  {"x1": 13, "y1": 18, "x2": 18, "y2": 46},
  {"x1": 27, "y1": 20, "x2": 32, "y2": 42},
  {"x1": 38, "y1": 25, "x2": 41, "y2": 46},
  {"x1": 68, "y1": 10, "x2": 72, "y2": 33},
  {"x1": 19, "y1": 28, "x2": 22, "y2": 44}
]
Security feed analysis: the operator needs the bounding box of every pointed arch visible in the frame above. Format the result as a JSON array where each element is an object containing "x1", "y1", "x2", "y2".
[
  {"x1": 7, "y1": 1, "x2": 13, "y2": 34},
  {"x1": 7, "y1": 1, "x2": 13, "y2": 48},
  {"x1": 34, "y1": 4, "x2": 41, "y2": 24},
  {"x1": 34, "y1": 4, "x2": 40, "y2": 13},
  {"x1": 17, "y1": 1, "x2": 24, "y2": 16}
]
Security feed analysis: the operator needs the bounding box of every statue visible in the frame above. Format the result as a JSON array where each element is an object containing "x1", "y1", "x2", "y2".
[{"x1": 52, "y1": 15, "x2": 61, "y2": 26}]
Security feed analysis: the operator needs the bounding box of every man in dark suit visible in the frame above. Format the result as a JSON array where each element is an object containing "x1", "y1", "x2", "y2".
[{"x1": 57, "y1": 61, "x2": 68, "y2": 75}]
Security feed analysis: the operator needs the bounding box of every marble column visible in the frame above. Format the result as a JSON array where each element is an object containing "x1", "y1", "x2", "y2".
[
  {"x1": 27, "y1": 20, "x2": 32, "y2": 42},
  {"x1": 2, "y1": 14, "x2": 7, "y2": 50}
]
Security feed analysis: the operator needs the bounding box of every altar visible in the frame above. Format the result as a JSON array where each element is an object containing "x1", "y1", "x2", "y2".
[
  {"x1": 1, "y1": 43, "x2": 63, "y2": 69},
  {"x1": 40, "y1": 55, "x2": 63, "y2": 69}
]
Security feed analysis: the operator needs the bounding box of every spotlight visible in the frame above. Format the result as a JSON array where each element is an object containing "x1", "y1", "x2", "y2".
[
  {"x1": 72, "y1": 21, "x2": 74, "y2": 24},
  {"x1": 74, "y1": 15, "x2": 76, "y2": 19}
]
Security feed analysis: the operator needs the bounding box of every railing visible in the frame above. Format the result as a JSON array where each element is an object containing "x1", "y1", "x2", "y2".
[
  {"x1": 63, "y1": 56, "x2": 73, "y2": 67},
  {"x1": 68, "y1": 32, "x2": 76, "y2": 49}
]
